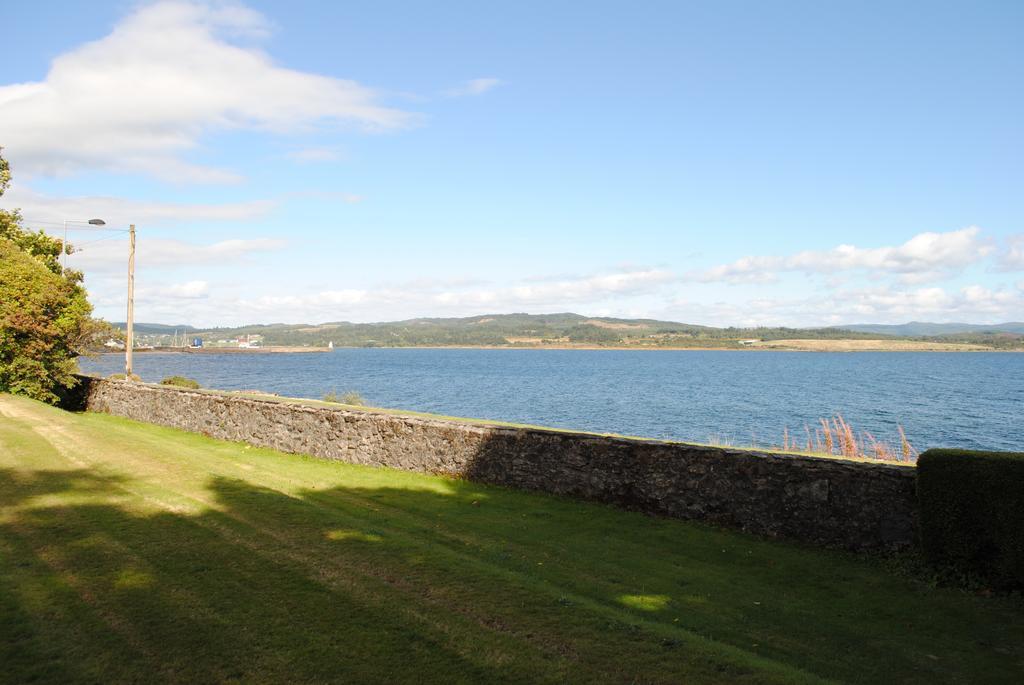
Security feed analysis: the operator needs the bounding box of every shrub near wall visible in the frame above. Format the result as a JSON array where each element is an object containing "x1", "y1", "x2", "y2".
[
  {"x1": 160, "y1": 376, "x2": 201, "y2": 389},
  {"x1": 917, "y1": 448, "x2": 1024, "y2": 589}
]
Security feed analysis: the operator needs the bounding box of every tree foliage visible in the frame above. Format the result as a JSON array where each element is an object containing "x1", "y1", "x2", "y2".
[
  {"x1": 0, "y1": 150, "x2": 9, "y2": 194},
  {"x1": 0, "y1": 148, "x2": 106, "y2": 403}
]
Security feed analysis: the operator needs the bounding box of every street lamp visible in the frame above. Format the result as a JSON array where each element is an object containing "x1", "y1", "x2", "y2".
[
  {"x1": 54, "y1": 218, "x2": 135, "y2": 378},
  {"x1": 62, "y1": 218, "x2": 106, "y2": 269}
]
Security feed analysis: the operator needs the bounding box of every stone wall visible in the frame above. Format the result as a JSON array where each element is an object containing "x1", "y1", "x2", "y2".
[{"x1": 74, "y1": 376, "x2": 918, "y2": 551}]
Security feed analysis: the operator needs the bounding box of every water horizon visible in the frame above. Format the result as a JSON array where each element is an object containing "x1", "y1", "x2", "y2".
[{"x1": 79, "y1": 348, "x2": 1024, "y2": 453}]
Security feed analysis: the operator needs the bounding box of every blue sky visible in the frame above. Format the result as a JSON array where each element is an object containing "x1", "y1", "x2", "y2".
[{"x1": 2, "y1": 0, "x2": 1022, "y2": 326}]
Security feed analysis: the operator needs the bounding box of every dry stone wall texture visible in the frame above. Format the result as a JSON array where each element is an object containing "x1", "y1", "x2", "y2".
[{"x1": 77, "y1": 377, "x2": 917, "y2": 551}]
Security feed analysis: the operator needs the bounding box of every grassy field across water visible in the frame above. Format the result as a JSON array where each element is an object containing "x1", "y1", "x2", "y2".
[{"x1": 1, "y1": 393, "x2": 1021, "y2": 683}]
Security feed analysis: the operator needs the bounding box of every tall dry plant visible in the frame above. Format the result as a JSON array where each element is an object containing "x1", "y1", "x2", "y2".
[{"x1": 782, "y1": 415, "x2": 916, "y2": 463}]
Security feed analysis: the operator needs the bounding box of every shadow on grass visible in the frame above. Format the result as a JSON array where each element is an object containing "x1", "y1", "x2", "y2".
[
  {"x1": 1, "y1": 462, "x2": 1022, "y2": 684},
  {"x1": 0, "y1": 467, "x2": 774, "y2": 684},
  {"x1": 0, "y1": 468, "x2": 549, "y2": 684},
  {"x1": 0, "y1": 467, "x2": 128, "y2": 508}
]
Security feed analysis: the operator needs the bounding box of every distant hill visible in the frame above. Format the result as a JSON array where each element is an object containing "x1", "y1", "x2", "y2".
[
  {"x1": 115, "y1": 313, "x2": 889, "y2": 349},
  {"x1": 107, "y1": 314, "x2": 1023, "y2": 350},
  {"x1": 840, "y1": 322, "x2": 1024, "y2": 336},
  {"x1": 109, "y1": 322, "x2": 201, "y2": 335}
]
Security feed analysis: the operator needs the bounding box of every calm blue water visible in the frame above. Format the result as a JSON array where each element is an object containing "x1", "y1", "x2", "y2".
[{"x1": 79, "y1": 350, "x2": 1024, "y2": 451}]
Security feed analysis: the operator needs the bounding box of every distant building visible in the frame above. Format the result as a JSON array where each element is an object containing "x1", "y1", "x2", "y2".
[
  {"x1": 191, "y1": 338, "x2": 203, "y2": 348},
  {"x1": 238, "y1": 333, "x2": 262, "y2": 349},
  {"x1": 738, "y1": 339, "x2": 760, "y2": 346}
]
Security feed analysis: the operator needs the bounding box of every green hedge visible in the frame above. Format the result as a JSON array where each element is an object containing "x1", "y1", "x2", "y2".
[{"x1": 917, "y1": 448, "x2": 1024, "y2": 589}]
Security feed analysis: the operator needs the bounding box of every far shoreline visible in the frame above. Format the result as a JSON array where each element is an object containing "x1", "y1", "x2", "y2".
[{"x1": 100, "y1": 340, "x2": 1022, "y2": 354}]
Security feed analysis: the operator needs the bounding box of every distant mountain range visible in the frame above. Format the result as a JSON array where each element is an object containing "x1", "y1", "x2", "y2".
[
  {"x1": 113, "y1": 316, "x2": 1024, "y2": 338},
  {"x1": 839, "y1": 322, "x2": 1024, "y2": 336},
  {"x1": 107, "y1": 314, "x2": 1024, "y2": 350}
]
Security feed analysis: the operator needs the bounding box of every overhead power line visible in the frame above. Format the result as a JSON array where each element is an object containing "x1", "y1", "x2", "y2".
[
  {"x1": 19, "y1": 217, "x2": 132, "y2": 232},
  {"x1": 69, "y1": 234, "x2": 128, "y2": 250}
]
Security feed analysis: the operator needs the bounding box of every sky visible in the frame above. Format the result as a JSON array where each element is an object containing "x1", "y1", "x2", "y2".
[{"x1": 1, "y1": 0, "x2": 1022, "y2": 327}]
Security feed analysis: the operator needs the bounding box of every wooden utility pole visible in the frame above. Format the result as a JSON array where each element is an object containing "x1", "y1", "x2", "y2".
[{"x1": 125, "y1": 224, "x2": 135, "y2": 378}]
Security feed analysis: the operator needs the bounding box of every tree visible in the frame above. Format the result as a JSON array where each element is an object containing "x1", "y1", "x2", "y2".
[{"x1": 0, "y1": 148, "x2": 106, "y2": 403}]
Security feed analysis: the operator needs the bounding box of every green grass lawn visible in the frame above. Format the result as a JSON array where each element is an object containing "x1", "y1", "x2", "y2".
[{"x1": 1, "y1": 394, "x2": 1021, "y2": 684}]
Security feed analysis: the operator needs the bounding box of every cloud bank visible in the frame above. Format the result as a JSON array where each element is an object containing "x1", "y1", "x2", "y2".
[
  {"x1": 668, "y1": 283, "x2": 1024, "y2": 328},
  {"x1": 3, "y1": 185, "x2": 275, "y2": 228},
  {"x1": 82, "y1": 267, "x2": 675, "y2": 326},
  {"x1": 72, "y1": 236, "x2": 286, "y2": 272},
  {"x1": 998, "y1": 235, "x2": 1024, "y2": 271},
  {"x1": 686, "y1": 227, "x2": 992, "y2": 284},
  {"x1": 0, "y1": 0, "x2": 411, "y2": 183}
]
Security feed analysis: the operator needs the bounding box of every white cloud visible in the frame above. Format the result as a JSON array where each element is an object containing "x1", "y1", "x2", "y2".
[
  {"x1": 838, "y1": 284, "x2": 1022, "y2": 321},
  {"x1": 998, "y1": 234, "x2": 1024, "y2": 271},
  {"x1": 429, "y1": 268, "x2": 674, "y2": 309},
  {"x1": 2, "y1": 184, "x2": 274, "y2": 228},
  {"x1": 688, "y1": 255, "x2": 780, "y2": 284},
  {"x1": 87, "y1": 278, "x2": 211, "y2": 317},
  {"x1": 149, "y1": 280, "x2": 210, "y2": 299},
  {"x1": 82, "y1": 255, "x2": 1024, "y2": 328},
  {"x1": 444, "y1": 78, "x2": 502, "y2": 97},
  {"x1": 221, "y1": 267, "x2": 674, "y2": 323},
  {"x1": 0, "y1": 0, "x2": 412, "y2": 183},
  {"x1": 666, "y1": 283, "x2": 1024, "y2": 328},
  {"x1": 70, "y1": 236, "x2": 286, "y2": 272},
  {"x1": 288, "y1": 147, "x2": 341, "y2": 163},
  {"x1": 686, "y1": 227, "x2": 992, "y2": 284},
  {"x1": 504, "y1": 268, "x2": 673, "y2": 303}
]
